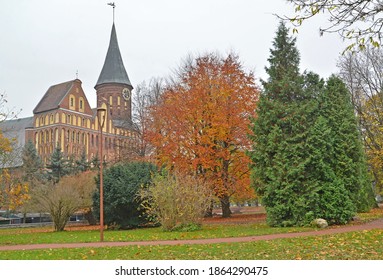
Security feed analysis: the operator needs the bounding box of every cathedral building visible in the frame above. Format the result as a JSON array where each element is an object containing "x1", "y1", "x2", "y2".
[{"x1": 1, "y1": 23, "x2": 137, "y2": 167}]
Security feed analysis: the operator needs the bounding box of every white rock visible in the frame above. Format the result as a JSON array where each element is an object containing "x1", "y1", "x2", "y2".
[{"x1": 312, "y1": 218, "x2": 328, "y2": 228}]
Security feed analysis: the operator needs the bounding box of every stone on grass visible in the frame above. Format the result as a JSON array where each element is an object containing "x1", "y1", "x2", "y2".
[{"x1": 312, "y1": 218, "x2": 328, "y2": 228}]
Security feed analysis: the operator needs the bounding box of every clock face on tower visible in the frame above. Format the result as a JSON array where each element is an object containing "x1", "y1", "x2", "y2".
[{"x1": 122, "y1": 88, "x2": 131, "y2": 101}]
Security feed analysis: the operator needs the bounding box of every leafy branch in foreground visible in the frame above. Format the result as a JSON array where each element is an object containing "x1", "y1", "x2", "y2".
[{"x1": 282, "y1": 0, "x2": 383, "y2": 52}]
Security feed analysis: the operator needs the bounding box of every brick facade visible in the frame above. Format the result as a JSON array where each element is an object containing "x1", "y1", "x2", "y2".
[
  {"x1": 10, "y1": 23, "x2": 138, "y2": 166},
  {"x1": 26, "y1": 79, "x2": 136, "y2": 165}
]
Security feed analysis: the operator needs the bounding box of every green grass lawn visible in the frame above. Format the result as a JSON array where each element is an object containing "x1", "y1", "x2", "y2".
[
  {"x1": 1, "y1": 229, "x2": 382, "y2": 260},
  {"x1": 0, "y1": 207, "x2": 382, "y2": 260},
  {"x1": 0, "y1": 222, "x2": 312, "y2": 246}
]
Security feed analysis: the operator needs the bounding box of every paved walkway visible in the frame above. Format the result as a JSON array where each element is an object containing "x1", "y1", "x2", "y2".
[{"x1": 1, "y1": 218, "x2": 382, "y2": 252}]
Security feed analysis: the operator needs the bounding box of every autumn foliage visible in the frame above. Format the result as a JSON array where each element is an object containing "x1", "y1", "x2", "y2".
[
  {"x1": 146, "y1": 53, "x2": 259, "y2": 217},
  {"x1": 0, "y1": 130, "x2": 30, "y2": 211},
  {"x1": 361, "y1": 94, "x2": 383, "y2": 195}
]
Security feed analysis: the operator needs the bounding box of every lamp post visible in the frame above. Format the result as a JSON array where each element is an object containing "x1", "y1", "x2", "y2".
[{"x1": 97, "y1": 107, "x2": 107, "y2": 242}]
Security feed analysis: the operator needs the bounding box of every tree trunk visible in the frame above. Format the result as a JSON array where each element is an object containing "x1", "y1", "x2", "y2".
[
  {"x1": 84, "y1": 209, "x2": 97, "y2": 225},
  {"x1": 220, "y1": 195, "x2": 231, "y2": 218},
  {"x1": 204, "y1": 200, "x2": 214, "y2": 217}
]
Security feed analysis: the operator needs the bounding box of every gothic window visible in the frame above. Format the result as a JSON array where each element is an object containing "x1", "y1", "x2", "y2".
[
  {"x1": 79, "y1": 97, "x2": 85, "y2": 113},
  {"x1": 69, "y1": 94, "x2": 76, "y2": 110},
  {"x1": 55, "y1": 128, "x2": 58, "y2": 145}
]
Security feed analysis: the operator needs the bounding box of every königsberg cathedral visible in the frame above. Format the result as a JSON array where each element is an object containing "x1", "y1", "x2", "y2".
[{"x1": 1, "y1": 22, "x2": 137, "y2": 167}]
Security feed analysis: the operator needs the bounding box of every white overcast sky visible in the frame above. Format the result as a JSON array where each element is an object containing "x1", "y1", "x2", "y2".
[{"x1": 0, "y1": 0, "x2": 346, "y2": 118}]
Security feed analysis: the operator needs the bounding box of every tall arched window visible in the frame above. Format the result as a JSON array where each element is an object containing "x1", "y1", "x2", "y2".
[
  {"x1": 69, "y1": 94, "x2": 76, "y2": 110},
  {"x1": 79, "y1": 97, "x2": 85, "y2": 112}
]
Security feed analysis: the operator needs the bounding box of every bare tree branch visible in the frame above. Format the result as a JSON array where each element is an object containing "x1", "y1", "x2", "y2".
[{"x1": 283, "y1": 0, "x2": 383, "y2": 52}]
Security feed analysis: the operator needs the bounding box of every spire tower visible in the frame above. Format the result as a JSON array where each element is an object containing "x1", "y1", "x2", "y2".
[{"x1": 95, "y1": 13, "x2": 133, "y2": 122}]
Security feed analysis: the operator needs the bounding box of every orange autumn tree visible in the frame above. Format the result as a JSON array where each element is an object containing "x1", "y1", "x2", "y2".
[
  {"x1": 147, "y1": 53, "x2": 259, "y2": 217},
  {"x1": 0, "y1": 169, "x2": 30, "y2": 211},
  {"x1": 0, "y1": 132, "x2": 30, "y2": 211}
]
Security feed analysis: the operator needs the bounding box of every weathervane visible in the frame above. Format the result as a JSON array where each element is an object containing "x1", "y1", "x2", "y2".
[{"x1": 107, "y1": 2, "x2": 116, "y2": 23}]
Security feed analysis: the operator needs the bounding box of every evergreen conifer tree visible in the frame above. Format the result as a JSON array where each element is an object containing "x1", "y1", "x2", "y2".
[
  {"x1": 76, "y1": 149, "x2": 90, "y2": 173},
  {"x1": 91, "y1": 153, "x2": 100, "y2": 170},
  {"x1": 319, "y1": 76, "x2": 376, "y2": 212},
  {"x1": 46, "y1": 146, "x2": 69, "y2": 183},
  {"x1": 250, "y1": 22, "x2": 317, "y2": 226},
  {"x1": 304, "y1": 115, "x2": 356, "y2": 224},
  {"x1": 22, "y1": 140, "x2": 43, "y2": 182},
  {"x1": 249, "y1": 22, "x2": 374, "y2": 227}
]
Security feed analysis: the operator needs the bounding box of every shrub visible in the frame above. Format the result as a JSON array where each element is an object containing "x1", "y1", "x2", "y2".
[
  {"x1": 93, "y1": 161, "x2": 158, "y2": 229},
  {"x1": 33, "y1": 171, "x2": 97, "y2": 231},
  {"x1": 140, "y1": 172, "x2": 213, "y2": 231}
]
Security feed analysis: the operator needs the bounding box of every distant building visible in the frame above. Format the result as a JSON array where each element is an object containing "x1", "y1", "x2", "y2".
[{"x1": 0, "y1": 23, "x2": 137, "y2": 167}]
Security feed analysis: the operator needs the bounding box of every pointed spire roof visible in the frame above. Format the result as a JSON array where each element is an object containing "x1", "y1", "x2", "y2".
[{"x1": 95, "y1": 23, "x2": 132, "y2": 88}]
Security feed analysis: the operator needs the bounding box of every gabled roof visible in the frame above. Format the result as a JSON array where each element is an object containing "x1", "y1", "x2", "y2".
[
  {"x1": 112, "y1": 119, "x2": 138, "y2": 131},
  {"x1": 95, "y1": 23, "x2": 132, "y2": 88},
  {"x1": 0, "y1": 117, "x2": 33, "y2": 168},
  {"x1": 33, "y1": 80, "x2": 75, "y2": 114},
  {"x1": 0, "y1": 117, "x2": 33, "y2": 146}
]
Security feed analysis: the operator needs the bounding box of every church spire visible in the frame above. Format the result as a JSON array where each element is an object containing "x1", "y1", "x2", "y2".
[{"x1": 95, "y1": 23, "x2": 132, "y2": 89}]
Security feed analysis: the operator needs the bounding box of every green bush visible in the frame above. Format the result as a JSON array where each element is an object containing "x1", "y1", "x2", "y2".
[{"x1": 93, "y1": 161, "x2": 158, "y2": 229}]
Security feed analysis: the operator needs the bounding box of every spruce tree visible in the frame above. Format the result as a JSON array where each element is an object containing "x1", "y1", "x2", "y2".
[
  {"x1": 46, "y1": 146, "x2": 69, "y2": 183},
  {"x1": 249, "y1": 22, "x2": 316, "y2": 226},
  {"x1": 76, "y1": 149, "x2": 90, "y2": 173},
  {"x1": 319, "y1": 76, "x2": 376, "y2": 212},
  {"x1": 91, "y1": 153, "x2": 100, "y2": 170},
  {"x1": 304, "y1": 115, "x2": 356, "y2": 224},
  {"x1": 22, "y1": 140, "x2": 43, "y2": 181},
  {"x1": 249, "y1": 22, "x2": 373, "y2": 227}
]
